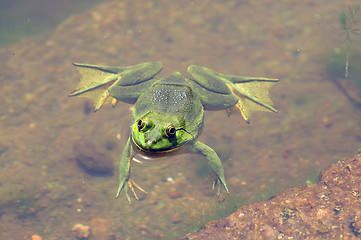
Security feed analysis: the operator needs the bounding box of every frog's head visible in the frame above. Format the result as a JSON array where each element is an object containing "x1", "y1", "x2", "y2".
[{"x1": 131, "y1": 112, "x2": 193, "y2": 153}]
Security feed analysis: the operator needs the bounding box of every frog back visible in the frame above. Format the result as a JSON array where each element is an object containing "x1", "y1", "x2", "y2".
[{"x1": 132, "y1": 72, "x2": 204, "y2": 136}]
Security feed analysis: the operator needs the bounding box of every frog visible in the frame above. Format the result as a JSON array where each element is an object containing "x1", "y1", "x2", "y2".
[{"x1": 69, "y1": 61, "x2": 278, "y2": 203}]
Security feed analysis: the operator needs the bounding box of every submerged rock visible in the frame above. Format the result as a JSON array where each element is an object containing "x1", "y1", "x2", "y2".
[
  {"x1": 73, "y1": 138, "x2": 114, "y2": 175},
  {"x1": 71, "y1": 223, "x2": 90, "y2": 239},
  {"x1": 179, "y1": 152, "x2": 361, "y2": 239},
  {"x1": 90, "y1": 217, "x2": 116, "y2": 240}
]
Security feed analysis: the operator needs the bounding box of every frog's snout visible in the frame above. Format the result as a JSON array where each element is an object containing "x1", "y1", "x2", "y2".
[{"x1": 145, "y1": 139, "x2": 157, "y2": 147}]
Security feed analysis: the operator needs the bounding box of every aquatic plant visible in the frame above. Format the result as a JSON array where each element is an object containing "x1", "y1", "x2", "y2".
[
  {"x1": 338, "y1": 5, "x2": 360, "y2": 78},
  {"x1": 325, "y1": 4, "x2": 361, "y2": 105}
]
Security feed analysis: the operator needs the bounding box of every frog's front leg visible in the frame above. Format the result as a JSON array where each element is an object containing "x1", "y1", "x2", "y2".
[
  {"x1": 190, "y1": 140, "x2": 229, "y2": 195},
  {"x1": 116, "y1": 136, "x2": 147, "y2": 203}
]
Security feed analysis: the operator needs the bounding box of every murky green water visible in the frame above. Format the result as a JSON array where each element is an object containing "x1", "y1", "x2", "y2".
[
  {"x1": 0, "y1": 0, "x2": 110, "y2": 48},
  {"x1": 0, "y1": 0, "x2": 361, "y2": 239}
]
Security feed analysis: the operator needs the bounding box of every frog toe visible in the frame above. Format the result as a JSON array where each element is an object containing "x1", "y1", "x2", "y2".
[
  {"x1": 211, "y1": 173, "x2": 229, "y2": 196},
  {"x1": 116, "y1": 178, "x2": 147, "y2": 204},
  {"x1": 128, "y1": 178, "x2": 148, "y2": 200}
]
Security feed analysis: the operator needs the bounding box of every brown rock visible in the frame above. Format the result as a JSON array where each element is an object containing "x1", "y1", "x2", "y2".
[
  {"x1": 179, "y1": 153, "x2": 361, "y2": 239},
  {"x1": 71, "y1": 223, "x2": 90, "y2": 239},
  {"x1": 73, "y1": 139, "x2": 114, "y2": 175},
  {"x1": 90, "y1": 217, "x2": 116, "y2": 240},
  {"x1": 171, "y1": 214, "x2": 182, "y2": 224},
  {"x1": 168, "y1": 191, "x2": 183, "y2": 199}
]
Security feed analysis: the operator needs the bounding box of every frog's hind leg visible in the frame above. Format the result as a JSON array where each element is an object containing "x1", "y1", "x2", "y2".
[
  {"x1": 69, "y1": 63, "x2": 122, "y2": 111},
  {"x1": 69, "y1": 63, "x2": 123, "y2": 96},
  {"x1": 225, "y1": 77, "x2": 278, "y2": 123},
  {"x1": 188, "y1": 65, "x2": 278, "y2": 123},
  {"x1": 94, "y1": 89, "x2": 111, "y2": 112},
  {"x1": 69, "y1": 62, "x2": 163, "y2": 111}
]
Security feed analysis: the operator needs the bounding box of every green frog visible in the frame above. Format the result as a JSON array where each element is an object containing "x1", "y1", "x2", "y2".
[{"x1": 69, "y1": 61, "x2": 278, "y2": 203}]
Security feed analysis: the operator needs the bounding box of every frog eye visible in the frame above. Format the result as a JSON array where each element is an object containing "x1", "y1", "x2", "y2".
[
  {"x1": 137, "y1": 118, "x2": 154, "y2": 132},
  {"x1": 165, "y1": 125, "x2": 176, "y2": 138},
  {"x1": 137, "y1": 119, "x2": 146, "y2": 131}
]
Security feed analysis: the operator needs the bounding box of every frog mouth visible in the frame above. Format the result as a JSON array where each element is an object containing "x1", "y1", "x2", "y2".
[{"x1": 131, "y1": 135, "x2": 185, "y2": 154}]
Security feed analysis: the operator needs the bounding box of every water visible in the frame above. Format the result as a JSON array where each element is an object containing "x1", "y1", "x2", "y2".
[
  {"x1": 0, "y1": 0, "x2": 360, "y2": 239},
  {"x1": 0, "y1": 0, "x2": 110, "y2": 48}
]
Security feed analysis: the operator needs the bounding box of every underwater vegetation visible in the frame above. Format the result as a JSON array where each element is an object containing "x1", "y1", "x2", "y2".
[
  {"x1": 325, "y1": 5, "x2": 361, "y2": 105},
  {"x1": 339, "y1": 5, "x2": 360, "y2": 78}
]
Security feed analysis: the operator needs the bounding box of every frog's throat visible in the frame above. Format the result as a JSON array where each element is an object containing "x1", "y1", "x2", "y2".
[{"x1": 131, "y1": 134, "x2": 186, "y2": 154}]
